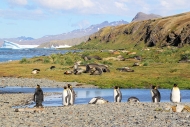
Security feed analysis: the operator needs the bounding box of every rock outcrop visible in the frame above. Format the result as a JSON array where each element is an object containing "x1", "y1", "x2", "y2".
[
  {"x1": 131, "y1": 12, "x2": 162, "y2": 22},
  {"x1": 86, "y1": 12, "x2": 190, "y2": 48}
]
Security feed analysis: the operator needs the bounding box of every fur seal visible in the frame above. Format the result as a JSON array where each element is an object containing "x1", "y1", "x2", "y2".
[
  {"x1": 88, "y1": 97, "x2": 109, "y2": 104},
  {"x1": 127, "y1": 96, "x2": 140, "y2": 102}
]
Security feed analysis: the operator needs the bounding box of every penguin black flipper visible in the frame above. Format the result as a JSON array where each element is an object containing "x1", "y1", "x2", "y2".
[
  {"x1": 158, "y1": 90, "x2": 161, "y2": 102},
  {"x1": 180, "y1": 94, "x2": 181, "y2": 102},
  {"x1": 120, "y1": 90, "x2": 122, "y2": 102},
  {"x1": 151, "y1": 86, "x2": 161, "y2": 102},
  {"x1": 114, "y1": 86, "x2": 122, "y2": 102},
  {"x1": 116, "y1": 89, "x2": 120, "y2": 102}
]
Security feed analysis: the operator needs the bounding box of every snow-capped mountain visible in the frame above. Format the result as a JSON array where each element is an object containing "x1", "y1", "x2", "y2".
[
  {"x1": 0, "y1": 20, "x2": 128, "y2": 46},
  {"x1": 17, "y1": 36, "x2": 34, "y2": 41}
]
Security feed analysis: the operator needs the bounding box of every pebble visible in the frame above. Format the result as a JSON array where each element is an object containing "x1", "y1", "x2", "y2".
[
  {"x1": 0, "y1": 77, "x2": 98, "y2": 88},
  {"x1": 0, "y1": 77, "x2": 190, "y2": 126}
]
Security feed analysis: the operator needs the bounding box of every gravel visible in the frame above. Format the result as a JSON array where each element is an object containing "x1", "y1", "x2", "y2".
[
  {"x1": 0, "y1": 77, "x2": 98, "y2": 88},
  {"x1": 0, "y1": 77, "x2": 190, "y2": 127}
]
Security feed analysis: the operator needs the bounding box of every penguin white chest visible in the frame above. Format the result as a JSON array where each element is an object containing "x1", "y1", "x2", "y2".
[
  {"x1": 150, "y1": 90, "x2": 154, "y2": 97},
  {"x1": 151, "y1": 90, "x2": 158, "y2": 102},
  {"x1": 114, "y1": 89, "x2": 121, "y2": 102},
  {"x1": 171, "y1": 89, "x2": 180, "y2": 102},
  {"x1": 114, "y1": 90, "x2": 117, "y2": 102},
  {"x1": 63, "y1": 90, "x2": 69, "y2": 106}
]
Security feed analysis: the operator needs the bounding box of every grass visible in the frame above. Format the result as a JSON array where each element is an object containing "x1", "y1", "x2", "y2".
[{"x1": 0, "y1": 46, "x2": 190, "y2": 89}]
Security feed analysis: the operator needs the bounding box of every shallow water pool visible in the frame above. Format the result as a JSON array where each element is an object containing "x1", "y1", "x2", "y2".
[{"x1": 1, "y1": 87, "x2": 190, "y2": 107}]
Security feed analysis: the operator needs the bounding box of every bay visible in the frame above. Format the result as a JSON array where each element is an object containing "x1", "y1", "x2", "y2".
[{"x1": 0, "y1": 48, "x2": 76, "y2": 62}]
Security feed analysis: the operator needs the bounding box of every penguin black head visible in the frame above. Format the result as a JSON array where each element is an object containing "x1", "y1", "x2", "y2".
[
  {"x1": 173, "y1": 84, "x2": 178, "y2": 87},
  {"x1": 37, "y1": 84, "x2": 40, "y2": 88},
  {"x1": 67, "y1": 84, "x2": 72, "y2": 88},
  {"x1": 114, "y1": 86, "x2": 119, "y2": 89},
  {"x1": 152, "y1": 85, "x2": 156, "y2": 89},
  {"x1": 64, "y1": 86, "x2": 67, "y2": 89}
]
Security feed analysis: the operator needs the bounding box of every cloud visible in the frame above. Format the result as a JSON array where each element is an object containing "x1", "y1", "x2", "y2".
[
  {"x1": 1, "y1": 0, "x2": 190, "y2": 21},
  {"x1": 33, "y1": 0, "x2": 132, "y2": 15},
  {"x1": 35, "y1": 0, "x2": 94, "y2": 10},
  {"x1": 149, "y1": 0, "x2": 190, "y2": 16},
  {"x1": 71, "y1": 20, "x2": 90, "y2": 29},
  {"x1": 0, "y1": 9, "x2": 45, "y2": 20},
  {"x1": 6, "y1": 22, "x2": 17, "y2": 25},
  {"x1": 7, "y1": 0, "x2": 28, "y2": 6},
  {"x1": 160, "y1": 0, "x2": 189, "y2": 9},
  {"x1": 31, "y1": 0, "x2": 168, "y2": 16}
]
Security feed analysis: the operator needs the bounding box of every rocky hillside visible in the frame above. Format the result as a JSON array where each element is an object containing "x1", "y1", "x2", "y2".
[
  {"x1": 131, "y1": 12, "x2": 162, "y2": 22},
  {"x1": 79, "y1": 12, "x2": 190, "y2": 49}
]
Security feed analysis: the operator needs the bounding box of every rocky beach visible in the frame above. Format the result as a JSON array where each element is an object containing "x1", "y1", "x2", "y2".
[{"x1": 0, "y1": 77, "x2": 190, "y2": 127}]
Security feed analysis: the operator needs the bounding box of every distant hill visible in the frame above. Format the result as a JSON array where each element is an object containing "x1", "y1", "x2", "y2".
[
  {"x1": 37, "y1": 35, "x2": 90, "y2": 48},
  {"x1": 132, "y1": 12, "x2": 162, "y2": 22},
  {"x1": 0, "y1": 36, "x2": 35, "y2": 45},
  {"x1": 74, "y1": 12, "x2": 190, "y2": 49},
  {"x1": 0, "y1": 20, "x2": 128, "y2": 47}
]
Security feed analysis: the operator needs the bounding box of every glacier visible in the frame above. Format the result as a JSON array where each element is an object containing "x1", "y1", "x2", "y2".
[{"x1": 1, "y1": 40, "x2": 39, "y2": 49}]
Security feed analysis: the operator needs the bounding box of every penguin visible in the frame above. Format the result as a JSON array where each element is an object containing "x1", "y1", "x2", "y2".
[
  {"x1": 170, "y1": 84, "x2": 181, "y2": 103},
  {"x1": 127, "y1": 96, "x2": 140, "y2": 102},
  {"x1": 114, "y1": 86, "x2": 122, "y2": 102},
  {"x1": 88, "y1": 97, "x2": 109, "y2": 104},
  {"x1": 33, "y1": 84, "x2": 44, "y2": 107},
  {"x1": 150, "y1": 85, "x2": 161, "y2": 103},
  {"x1": 67, "y1": 84, "x2": 76, "y2": 105},
  {"x1": 62, "y1": 86, "x2": 70, "y2": 106}
]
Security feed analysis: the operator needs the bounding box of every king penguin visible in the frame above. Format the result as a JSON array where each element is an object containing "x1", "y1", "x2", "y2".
[
  {"x1": 62, "y1": 86, "x2": 69, "y2": 106},
  {"x1": 150, "y1": 86, "x2": 161, "y2": 103},
  {"x1": 114, "y1": 86, "x2": 122, "y2": 102},
  {"x1": 170, "y1": 84, "x2": 181, "y2": 103},
  {"x1": 67, "y1": 84, "x2": 75, "y2": 105},
  {"x1": 33, "y1": 84, "x2": 44, "y2": 107}
]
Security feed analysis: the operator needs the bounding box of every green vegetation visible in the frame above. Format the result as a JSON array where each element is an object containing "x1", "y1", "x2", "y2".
[
  {"x1": 0, "y1": 46, "x2": 190, "y2": 89},
  {"x1": 19, "y1": 58, "x2": 31, "y2": 64}
]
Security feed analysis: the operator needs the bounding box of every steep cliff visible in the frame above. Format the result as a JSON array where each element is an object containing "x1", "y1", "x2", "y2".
[{"x1": 81, "y1": 12, "x2": 190, "y2": 49}]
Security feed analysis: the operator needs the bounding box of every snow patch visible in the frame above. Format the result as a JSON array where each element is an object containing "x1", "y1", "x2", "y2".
[{"x1": 1, "y1": 40, "x2": 39, "y2": 49}]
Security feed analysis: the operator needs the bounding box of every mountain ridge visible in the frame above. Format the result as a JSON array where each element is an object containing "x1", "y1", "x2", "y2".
[
  {"x1": 75, "y1": 11, "x2": 190, "y2": 49},
  {"x1": 132, "y1": 12, "x2": 162, "y2": 22},
  {"x1": 0, "y1": 20, "x2": 128, "y2": 47}
]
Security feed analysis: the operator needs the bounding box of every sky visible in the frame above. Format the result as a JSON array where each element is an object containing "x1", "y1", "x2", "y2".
[{"x1": 0, "y1": 0, "x2": 189, "y2": 39}]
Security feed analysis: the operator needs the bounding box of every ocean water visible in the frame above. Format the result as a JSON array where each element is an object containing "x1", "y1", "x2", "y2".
[{"x1": 0, "y1": 48, "x2": 76, "y2": 62}]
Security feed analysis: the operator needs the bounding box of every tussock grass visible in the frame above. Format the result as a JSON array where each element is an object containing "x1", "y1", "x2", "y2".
[{"x1": 0, "y1": 47, "x2": 190, "y2": 89}]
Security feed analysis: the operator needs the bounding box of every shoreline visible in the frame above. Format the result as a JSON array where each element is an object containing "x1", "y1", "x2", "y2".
[
  {"x1": 1, "y1": 77, "x2": 190, "y2": 126},
  {"x1": 1, "y1": 93, "x2": 190, "y2": 126},
  {"x1": 0, "y1": 77, "x2": 99, "y2": 88}
]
